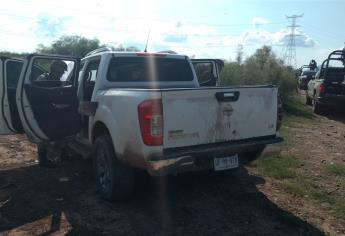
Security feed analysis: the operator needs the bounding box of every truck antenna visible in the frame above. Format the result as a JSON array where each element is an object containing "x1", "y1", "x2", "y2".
[{"x1": 144, "y1": 29, "x2": 151, "y2": 52}]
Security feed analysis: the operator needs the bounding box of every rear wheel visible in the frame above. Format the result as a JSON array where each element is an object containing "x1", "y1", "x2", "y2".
[
  {"x1": 242, "y1": 145, "x2": 265, "y2": 164},
  {"x1": 306, "y1": 94, "x2": 312, "y2": 105},
  {"x1": 94, "y1": 135, "x2": 135, "y2": 201},
  {"x1": 312, "y1": 97, "x2": 323, "y2": 114}
]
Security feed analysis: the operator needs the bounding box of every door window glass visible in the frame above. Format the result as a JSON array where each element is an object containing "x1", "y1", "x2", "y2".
[
  {"x1": 83, "y1": 59, "x2": 100, "y2": 101},
  {"x1": 31, "y1": 58, "x2": 76, "y2": 85},
  {"x1": 192, "y1": 62, "x2": 213, "y2": 84},
  {"x1": 84, "y1": 60, "x2": 100, "y2": 82}
]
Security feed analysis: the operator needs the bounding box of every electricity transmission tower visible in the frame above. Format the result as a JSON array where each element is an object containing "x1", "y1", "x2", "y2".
[{"x1": 283, "y1": 14, "x2": 303, "y2": 68}]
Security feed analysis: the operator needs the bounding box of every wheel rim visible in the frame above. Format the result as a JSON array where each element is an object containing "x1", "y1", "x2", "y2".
[{"x1": 96, "y1": 147, "x2": 111, "y2": 192}]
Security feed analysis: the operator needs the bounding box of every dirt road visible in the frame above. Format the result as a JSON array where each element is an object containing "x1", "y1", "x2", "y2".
[
  {"x1": 0, "y1": 136, "x2": 324, "y2": 236},
  {"x1": 252, "y1": 113, "x2": 345, "y2": 235}
]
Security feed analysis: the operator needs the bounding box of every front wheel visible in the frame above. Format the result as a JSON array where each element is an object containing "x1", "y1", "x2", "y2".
[
  {"x1": 94, "y1": 135, "x2": 135, "y2": 201},
  {"x1": 37, "y1": 144, "x2": 60, "y2": 168}
]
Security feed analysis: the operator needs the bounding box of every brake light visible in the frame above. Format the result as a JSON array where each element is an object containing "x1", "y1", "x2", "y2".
[
  {"x1": 319, "y1": 83, "x2": 325, "y2": 94},
  {"x1": 138, "y1": 99, "x2": 163, "y2": 145},
  {"x1": 136, "y1": 53, "x2": 167, "y2": 57}
]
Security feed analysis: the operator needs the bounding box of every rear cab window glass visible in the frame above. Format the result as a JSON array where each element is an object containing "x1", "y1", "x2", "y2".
[{"x1": 107, "y1": 57, "x2": 194, "y2": 82}]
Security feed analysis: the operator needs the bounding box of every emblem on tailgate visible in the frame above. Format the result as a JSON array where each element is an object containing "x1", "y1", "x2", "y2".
[{"x1": 168, "y1": 130, "x2": 199, "y2": 140}]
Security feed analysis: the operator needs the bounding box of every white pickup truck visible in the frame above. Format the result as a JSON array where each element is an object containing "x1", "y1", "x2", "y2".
[{"x1": 0, "y1": 49, "x2": 282, "y2": 200}]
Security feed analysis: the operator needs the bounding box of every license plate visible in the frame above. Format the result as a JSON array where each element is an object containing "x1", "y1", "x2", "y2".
[{"x1": 214, "y1": 155, "x2": 239, "y2": 171}]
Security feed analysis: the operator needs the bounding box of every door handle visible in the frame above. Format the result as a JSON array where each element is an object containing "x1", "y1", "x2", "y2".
[{"x1": 215, "y1": 91, "x2": 240, "y2": 102}]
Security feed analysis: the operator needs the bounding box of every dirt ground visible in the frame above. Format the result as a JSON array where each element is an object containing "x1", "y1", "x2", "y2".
[
  {"x1": 0, "y1": 106, "x2": 344, "y2": 235},
  {"x1": 249, "y1": 110, "x2": 345, "y2": 236}
]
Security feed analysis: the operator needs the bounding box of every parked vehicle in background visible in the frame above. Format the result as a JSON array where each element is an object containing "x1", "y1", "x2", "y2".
[
  {"x1": 298, "y1": 66, "x2": 318, "y2": 90},
  {"x1": 297, "y1": 60, "x2": 318, "y2": 90},
  {"x1": 0, "y1": 48, "x2": 283, "y2": 201},
  {"x1": 306, "y1": 50, "x2": 345, "y2": 114}
]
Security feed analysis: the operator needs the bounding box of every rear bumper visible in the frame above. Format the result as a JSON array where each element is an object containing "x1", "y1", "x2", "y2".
[
  {"x1": 146, "y1": 135, "x2": 283, "y2": 176},
  {"x1": 318, "y1": 94, "x2": 345, "y2": 106}
]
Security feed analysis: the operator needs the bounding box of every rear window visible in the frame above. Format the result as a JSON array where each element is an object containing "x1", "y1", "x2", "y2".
[
  {"x1": 107, "y1": 57, "x2": 194, "y2": 82},
  {"x1": 324, "y1": 68, "x2": 345, "y2": 82},
  {"x1": 301, "y1": 70, "x2": 316, "y2": 76}
]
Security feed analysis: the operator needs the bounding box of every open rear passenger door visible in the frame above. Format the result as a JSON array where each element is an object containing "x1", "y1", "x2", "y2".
[
  {"x1": 191, "y1": 59, "x2": 224, "y2": 87},
  {"x1": 0, "y1": 57, "x2": 24, "y2": 134},
  {"x1": 17, "y1": 54, "x2": 81, "y2": 143}
]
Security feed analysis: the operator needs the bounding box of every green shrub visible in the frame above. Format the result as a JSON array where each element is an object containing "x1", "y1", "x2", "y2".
[{"x1": 220, "y1": 45, "x2": 297, "y2": 96}]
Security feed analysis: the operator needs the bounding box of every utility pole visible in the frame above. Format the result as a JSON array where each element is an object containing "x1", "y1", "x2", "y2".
[{"x1": 284, "y1": 14, "x2": 303, "y2": 68}]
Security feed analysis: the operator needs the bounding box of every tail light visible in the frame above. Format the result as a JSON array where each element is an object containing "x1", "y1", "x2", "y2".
[
  {"x1": 319, "y1": 83, "x2": 325, "y2": 94},
  {"x1": 138, "y1": 99, "x2": 163, "y2": 146}
]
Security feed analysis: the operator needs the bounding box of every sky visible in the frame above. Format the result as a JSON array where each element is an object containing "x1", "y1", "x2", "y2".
[{"x1": 1, "y1": 0, "x2": 344, "y2": 67}]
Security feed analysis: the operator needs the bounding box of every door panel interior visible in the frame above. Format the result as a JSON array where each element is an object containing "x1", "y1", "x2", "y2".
[
  {"x1": 24, "y1": 84, "x2": 81, "y2": 140},
  {"x1": 19, "y1": 56, "x2": 82, "y2": 141},
  {"x1": 5, "y1": 60, "x2": 24, "y2": 132}
]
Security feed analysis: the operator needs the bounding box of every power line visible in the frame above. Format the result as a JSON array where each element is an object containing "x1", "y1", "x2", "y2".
[
  {"x1": 0, "y1": 7, "x2": 285, "y2": 29},
  {"x1": 283, "y1": 14, "x2": 303, "y2": 68}
]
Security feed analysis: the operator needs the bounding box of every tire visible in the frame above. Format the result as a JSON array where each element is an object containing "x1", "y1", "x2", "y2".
[
  {"x1": 94, "y1": 135, "x2": 135, "y2": 201},
  {"x1": 37, "y1": 144, "x2": 59, "y2": 168},
  {"x1": 306, "y1": 94, "x2": 312, "y2": 105},
  {"x1": 312, "y1": 97, "x2": 322, "y2": 115},
  {"x1": 242, "y1": 145, "x2": 265, "y2": 164}
]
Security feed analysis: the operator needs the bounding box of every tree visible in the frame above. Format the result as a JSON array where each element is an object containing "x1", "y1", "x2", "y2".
[
  {"x1": 236, "y1": 44, "x2": 244, "y2": 64},
  {"x1": 37, "y1": 35, "x2": 102, "y2": 57},
  {"x1": 220, "y1": 45, "x2": 297, "y2": 96},
  {"x1": 0, "y1": 51, "x2": 28, "y2": 58},
  {"x1": 37, "y1": 35, "x2": 139, "y2": 57}
]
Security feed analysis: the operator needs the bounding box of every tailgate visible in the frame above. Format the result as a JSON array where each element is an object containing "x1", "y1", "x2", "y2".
[{"x1": 162, "y1": 86, "x2": 278, "y2": 149}]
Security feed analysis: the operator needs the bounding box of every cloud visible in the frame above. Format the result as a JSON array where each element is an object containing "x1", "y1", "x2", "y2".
[
  {"x1": 277, "y1": 29, "x2": 316, "y2": 48},
  {"x1": 164, "y1": 34, "x2": 188, "y2": 43},
  {"x1": 0, "y1": 1, "x2": 318, "y2": 62},
  {"x1": 294, "y1": 34, "x2": 316, "y2": 47},
  {"x1": 34, "y1": 14, "x2": 72, "y2": 37},
  {"x1": 235, "y1": 28, "x2": 316, "y2": 48},
  {"x1": 176, "y1": 22, "x2": 183, "y2": 28}
]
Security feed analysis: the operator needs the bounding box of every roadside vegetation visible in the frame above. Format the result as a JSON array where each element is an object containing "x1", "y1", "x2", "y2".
[
  {"x1": 253, "y1": 152, "x2": 345, "y2": 221},
  {"x1": 0, "y1": 35, "x2": 138, "y2": 58},
  {"x1": 255, "y1": 96, "x2": 345, "y2": 225},
  {"x1": 219, "y1": 46, "x2": 345, "y2": 229},
  {"x1": 253, "y1": 100, "x2": 345, "y2": 225},
  {"x1": 220, "y1": 45, "x2": 297, "y2": 97}
]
